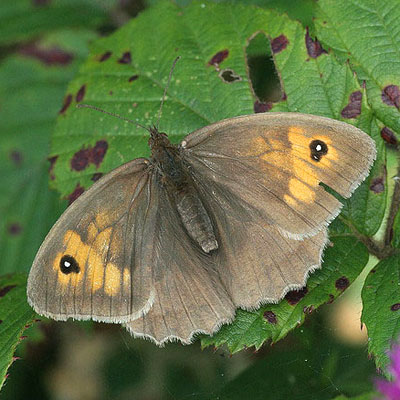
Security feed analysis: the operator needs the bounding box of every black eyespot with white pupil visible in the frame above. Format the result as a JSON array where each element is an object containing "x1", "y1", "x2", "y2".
[
  {"x1": 310, "y1": 140, "x2": 328, "y2": 161},
  {"x1": 60, "y1": 255, "x2": 80, "y2": 274}
]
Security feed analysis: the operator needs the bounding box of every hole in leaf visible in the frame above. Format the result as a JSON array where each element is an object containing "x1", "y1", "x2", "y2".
[{"x1": 246, "y1": 32, "x2": 282, "y2": 103}]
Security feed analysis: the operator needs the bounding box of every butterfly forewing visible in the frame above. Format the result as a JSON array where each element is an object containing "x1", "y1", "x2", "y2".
[
  {"x1": 182, "y1": 112, "x2": 376, "y2": 238},
  {"x1": 27, "y1": 159, "x2": 156, "y2": 323}
]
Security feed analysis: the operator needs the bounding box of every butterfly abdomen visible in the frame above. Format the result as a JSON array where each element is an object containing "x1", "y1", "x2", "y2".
[{"x1": 151, "y1": 136, "x2": 218, "y2": 254}]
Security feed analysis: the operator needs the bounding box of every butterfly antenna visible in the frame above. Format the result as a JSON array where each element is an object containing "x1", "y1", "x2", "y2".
[
  {"x1": 76, "y1": 104, "x2": 148, "y2": 132},
  {"x1": 156, "y1": 56, "x2": 181, "y2": 129}
]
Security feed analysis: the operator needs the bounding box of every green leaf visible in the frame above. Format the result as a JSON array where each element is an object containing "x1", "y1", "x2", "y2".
[
  {"x1": 50, "y1": 1, "x2": 381, "y2": 352},
  {"x1": 314, "y1": 0, "x2": 400, "y2": 135},
  {"x1": 0, "y1": 273, "x2": 36, "y2": 390},
  {"x1": 0, "y1": 30, "x2": 95, "y2": 274},
  {"x1": 361, "y1": 255, "x2": 400, "y2": 373},
  {"x1": 0, "y1": 0, "x2": 115, "y2": 45},
  {"x1": 202, "y1": 236, "x2": 369, "y2": 352}
]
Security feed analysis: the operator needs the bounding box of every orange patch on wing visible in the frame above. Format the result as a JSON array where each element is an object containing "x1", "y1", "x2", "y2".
[
  {"x1": 104, "y1": 263, "x2": 121, "y2": 296},
  {"x1": 289, "y1": 178, "x2": 315, "y2": 203},
  {"x1": 284, "y1": 194, "x2": 298, "y2": 207},
  {"x1": 54, "y1": 230, "x2": 90, "y2": 288},
  {"x1": 54, "y1": 226, "x2": 122, "y2": 296}
]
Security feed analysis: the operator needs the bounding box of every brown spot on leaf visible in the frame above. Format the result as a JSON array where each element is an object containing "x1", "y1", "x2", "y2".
[
  {"x1": 48, "y1": 155, "x2": 58, "y2": 180},
  {"x1": 10, "y1": 150, "x2": 23, "y2": 166},
  {"x1": 99, "y1": 51, "x2": 112, "y2": 62},
  {"x1": 208, "y1": 49, "x2": 229, "y2": 66},
  {"x1": 254, "y1": 101, "x2": 272, "y2": 113},
  {"x1": 20, "y1": 44, "x2": 73, "y2": 65},
  {"x1": 76, "y1": 85, "x2": 86, "y2": 103},
  {"x1": 382, "y1": 85, "x2": 400, "y2": 109},
  {"x1": 263, "y1": 310, "x2": 277, "y2": 324},
  {"x1": 118, "y1": 51, "x2": 132, "y2": 64},
  {"x1": 70, "y1": 140, "x2": 108, "y2": 171},
  {"x1": 305, "y1": 28, "x2": 327, "y2": 58},
  {"x1": 270, "y1": 34, "x2": 289, "y2": 54},
  {"x1": 67, "y1": 184, "x2": 85, "y2": 205},
  {"x1": 0, "y1": 285, "x2": 17, "y2": 297},
  {"x1": 341, "y1": 91, "x2": 362, "y2": 119},
  {"x1": 391, "y1": 303, "x2": 400, "y2": 311},
  {"x1": 70, "y1": 148, "x2": 90, "y2": 171},
  {"x1": 0, "y1": 320, "x2": 2, "y2": 324},
  {"x1": 91, "y1": 140, "x2": 108, "y2": 167},
  {"x1": 335, "y1": 276, "x2": 350, "y2": 291},
  {"x1": 370, "y1": 177, "x2": 384, "y2": 194},
  {"x1": 285, "y1": 287, "x2": 308, "y2": 305},
  {"x1": 327, "y1": 294, "x2": 335, "y2": 304},
  {"x1": 381, "y1": 127, "x2": 398, "y2": 145},
  {"x1": 128, "y1": 75, "x2": 139, "y2": 82},
  {"x1": 91, "y1": 172, "x2": 103, "y2": 182},
  {"x1": 219, "y1": 69, "x2": 241, "y2": 83},
  {"x1": 8, "y1": 223, "x2": 22, "y2": 236},
  {"x1": 59, "y1": 94, "x2": 72, "y2": 114}
]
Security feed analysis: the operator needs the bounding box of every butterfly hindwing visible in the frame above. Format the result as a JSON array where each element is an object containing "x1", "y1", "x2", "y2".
[{"x1": 125, "y1": 176, "x2": 235, "y2": 344}]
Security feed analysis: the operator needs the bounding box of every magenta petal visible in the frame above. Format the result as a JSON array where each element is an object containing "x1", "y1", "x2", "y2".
[{"x1": 375, "y1": 378, "x2": 400, "y2": 400}]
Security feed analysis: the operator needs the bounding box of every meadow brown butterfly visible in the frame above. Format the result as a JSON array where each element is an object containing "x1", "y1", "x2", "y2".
[{"x1": 27, "y1": 61, "x2": 376, "y2": 345}]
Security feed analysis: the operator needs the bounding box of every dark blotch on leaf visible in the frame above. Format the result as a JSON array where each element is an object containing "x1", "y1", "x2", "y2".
[
  {"x1": 391, "y1": 303, "x2": 400, "y2": 311},
  {"x1": 219, "y1": 69, "x2": 241, "y2": 83},
  {"x1": 129, "y1": 75, "x2": 139, "y2": 82},
  {"x1": 208, "y1": 49, "x2": 229, "y2": 66},
  {"x1": 335, "y1": 276, "x2": 350, "y2": 291},
  {"x1": 99, "y1": 51, "x2": 112, "y2": 62},
  {"x1": 263, "y1": 311, "x2": 277, "y2": 324},
  {"x1": 91, "y1": 140, "x2": 108, "y2": 168},
  {"x1": 76, "y1": 85, "x2": 86, "y2": 102},
  {"x1": 59, "y1": 94, "x2": 72, "y2": 114},
  {"x1": 254, "y1": 101, "x2": 272, "y2": 113},
  {"x1": 327, "y1": 294, "x2": 335, "y2": 304},
  {"x1": 305, "y1": 28, "x2": 327, "y2": 58},
  {"x1": 381, "y1": 85, "x2": 400, "y2": 109},
  {"x1": 370, "y1": 177, "x2": 384, "y2": 194},
  {"x1": 67, "y1": 184, "x2": 85, "y2": 205},
  {"x1": 270, "y1": 34, "x2": 289, "y2": 54},
  {"x1": 0, "y1": 320, "x2": 2, "y2": 324},
  {"x1": 381, "y1": 127, "x2": 398, "y2": 145},
  {"x1": 8, "y1": 222, "x2": 22, "y2": 236},
  {"x1": 92, "y1": 172, "x2": 103, "y2": 182},
  {"x1": 20, "y1": 44, "x2": 73, "y2": 65},
  {"x1": 48, "y1": 155, "x2": 58, "y2": 180},
  {"x1": 285, "y1": 287, "x2": 308, "y2": 305},
  {"x1": 118, "y1": 51, "x2": 132, "y2": 64},
  {"x1": 341, "y1": 91, "x2": 362, "y2": 119},
  {"x1": 10, "y1": 150, "x2": 23, "y2": 166},
  {"x1": 71, "y1": 148, "x2": 90, "y2": 172},
  {"x1": 0, "y1": 285, "x2": 17, "y2": 298},
  {"x1": 70, "y1": 141, "x2": 108, "y2": 171}
]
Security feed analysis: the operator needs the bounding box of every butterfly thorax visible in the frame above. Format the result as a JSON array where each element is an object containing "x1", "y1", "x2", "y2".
[{"x1": 149, "y1": 127, "x2": 218, "y2": 253}]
